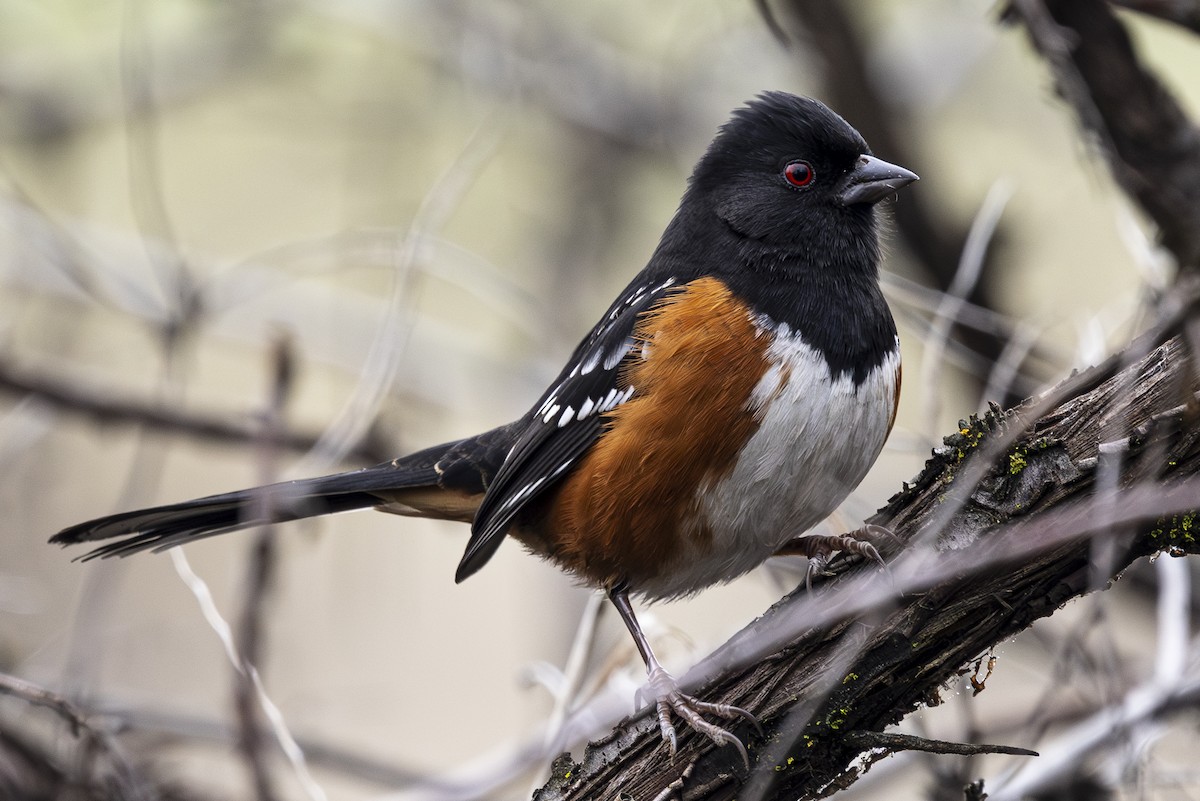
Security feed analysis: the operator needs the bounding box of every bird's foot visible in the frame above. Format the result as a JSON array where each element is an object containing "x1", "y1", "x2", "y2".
[
  {"x1": 777, "y1": 523, "x2": 893, "y2": 591},
  {"x1": 641, "y1": 665, "x2": 759, "y2": 768}
]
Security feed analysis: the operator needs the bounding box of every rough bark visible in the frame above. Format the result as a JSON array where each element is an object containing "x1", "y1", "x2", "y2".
[{"x1": 535, "y1": 331, "x2": 1200, "y2": 801}]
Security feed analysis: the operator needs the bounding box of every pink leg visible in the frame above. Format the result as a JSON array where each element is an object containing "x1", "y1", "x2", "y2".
[{"x1": 608, "y1": 586, "x2": 759, "y2": 767}]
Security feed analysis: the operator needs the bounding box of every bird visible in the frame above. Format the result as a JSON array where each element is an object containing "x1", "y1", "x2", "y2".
[{"x1": 52, "y1": 91, "x2": 917, "y2": 765}]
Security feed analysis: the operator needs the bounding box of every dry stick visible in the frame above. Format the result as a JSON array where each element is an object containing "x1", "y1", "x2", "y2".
[
  {"x1": 842, "y1": 731, "x2": 1037, "y2": 758},
  {"x1": 920, "y1": 180, "x2": 1014, "y2": 446},
  {"x1": 234, "y1": 335, "x2": 294, "y2": 801},
  {"x1": 1110, "y1": 0, "x2": 1200, "y2": 33},
  {"x1": 293, "y1": 111, "x2": 504, "y2": 475},
  {"x1": 0, "y1": 356, "x2": 390, "y2": 465},
  {"x1": 0, "y1": 673, "x2": 152, "y2": 799},
  {"x1": 167, "y1": 550, "x2": 328, "y2": 801},
  {"x1": 0, "y1": 673, "x2": 92, "y2": 736}
]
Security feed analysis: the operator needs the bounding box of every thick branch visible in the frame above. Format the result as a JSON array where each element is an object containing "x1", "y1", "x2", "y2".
[{"x1": 536, "y1": 334, "x2": 1200, "y2": 801}]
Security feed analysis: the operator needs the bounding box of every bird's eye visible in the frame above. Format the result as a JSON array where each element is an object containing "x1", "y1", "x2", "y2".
[{"x1": 783, "y1": 160, "x2": 814, "y2": 188}]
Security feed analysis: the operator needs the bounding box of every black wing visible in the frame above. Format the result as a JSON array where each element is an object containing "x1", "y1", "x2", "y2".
[{"x1": 455, "y1": 274, "x2": 681, "y2": 580}]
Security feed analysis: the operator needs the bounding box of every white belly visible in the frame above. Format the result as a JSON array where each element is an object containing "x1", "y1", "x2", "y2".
[{"x1": 645, "y1": 320, "x2": 899, "y2": 599}]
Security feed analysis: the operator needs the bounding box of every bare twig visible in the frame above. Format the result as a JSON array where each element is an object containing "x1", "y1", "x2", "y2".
[
  {"x1": 233, "y1": 335, "x2": 294, "y2": 801},
  {"x1": 921, "y1": 180, "x2": 1015, "y2": 442},
  {"x1": 843, "y1": 731, "x2": 1038, "y2": 758},
  {"x1": 167, "y1": 548, "x2": 329, "y2": 801},
  {"x1": 0, "y1": 673, "x2": 153, "y2": 799},
  {"x1": 0, "y1": 355, "x2": 390, "y2": 465},
  {"x1": 1111, "y1": 0, "x2": 1200, "y2": 33},
  {"x1": 0, "y1": 672, "x2": 92, "y2": 735}
]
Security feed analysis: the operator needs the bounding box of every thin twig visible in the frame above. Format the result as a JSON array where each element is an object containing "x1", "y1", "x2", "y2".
[
  {"x1": 921, "y1": 179, "x2": 1015, "y2": 443},
  {"x1": 1110, "y1": 0, "x2": 1200, "y2": 34},
  {"x1": 293, "y1": 109, "x2": 505, "y2": 474},
  {"x1": 167, "y1": 548, "x2": 329, "y2": 801},
  {"x1": 0, "y1": 355, "x2": 390, "y2": 465},
  {"x1": 234, "y1": 335, "x2": 294, "y2": 801},
  {"x1": 0, "y1": 673, "x2": 91, "y2": 735},
  {"x1": 0, "y1": 673, "x2": 153, "y2": 799},
  {"x1": 843, "y1": 731, "x2": 1038, "y2": 758}
]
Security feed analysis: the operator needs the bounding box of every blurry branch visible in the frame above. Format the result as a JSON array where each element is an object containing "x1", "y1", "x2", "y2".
[
  {"x1": 1008, "y1": 0, "x2": 1200, "y2": 271},
  {"x1": 417, "y1": 0, "x2": 689, "y2": 153},
  {"x1": 882, "y1": 273, "x2": 1063, "y2": 392},
  {"x1": 0, "y1": 355, "x2": 391, "y2": 465},
  {"x1": 758, "y1": 0, "x2": 1039, "y2": 405},
  {"x1": 921, "y1": 181, "x2": 1015, "y2": 443},
  {"x1": 0, "y1": 673, "x2": 92, "y2": 735},
  {"x1": 536, "y1": 325, "x2": 1200, "y2": 800},
  {"x1": 233, "y1": 337, "x2": 294, "y2": 801},
  {"x1": 1111, "y1": 0, "x2": 1200, "y2": 33},
  {"x1": 987, "y1": 554, "x2": 1197, "y2": 800},
  {"x1": 0, "y1": 673, "x2": 156, "y2": 799},
  {"x1": 290, "y1": 109, "x2": 502, "y2": 475},
  {"x1": 0, "y1": 2, "x2": 285, "y2": 145},
  {"x1": 89, "y1": 703, "x2": 426, "y2": 787}
]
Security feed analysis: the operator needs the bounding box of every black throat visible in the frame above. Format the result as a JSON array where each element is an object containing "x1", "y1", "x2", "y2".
[{"x1": 652, "y1": 206, "x2": 897, "y2": 384}]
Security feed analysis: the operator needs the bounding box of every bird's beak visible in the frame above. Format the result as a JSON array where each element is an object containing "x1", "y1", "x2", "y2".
[{"x1": 834, "y1": 155, "x2": 919, "y2": 206}]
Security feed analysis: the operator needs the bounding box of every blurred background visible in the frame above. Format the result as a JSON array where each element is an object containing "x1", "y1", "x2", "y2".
[{"x1": 1, "y1": 1, "x2": 1198, "y2": 799}]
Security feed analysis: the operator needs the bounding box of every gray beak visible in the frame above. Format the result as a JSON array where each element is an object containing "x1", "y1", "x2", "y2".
[{"x1": 834, "y1": 155, "x2": 919, "y2": 206}]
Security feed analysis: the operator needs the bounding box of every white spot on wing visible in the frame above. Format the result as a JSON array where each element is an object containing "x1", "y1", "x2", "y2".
[
  {"x1": 579, "y1": 348, "x2": 604, "y2": 375},
  {"x1": 578, "y1": 397, "x2": 595, "y2": 419},
  {"x1": 603, "y1": 338, "x2": 633, "y2": 370},
  {"x1": 537, "y1": 389, "x2": 561, "y2": 416},
  {"x1": 558, "y1": 406, "x2": 576, "y2": 427},
  {"x1": 500, "y1": 477, "x2": 545, "y2": 512}
]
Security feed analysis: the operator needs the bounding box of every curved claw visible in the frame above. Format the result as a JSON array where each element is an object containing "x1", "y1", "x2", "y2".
[
  {"x1": 646, "y1": 666, "x2": 756, "y2": 769},
  {"x1": 805, "y1": 552, "x2": 833, "y2": 592},
  {"x1": 786, "y1": 525, "x2": 893, "y2": 592}
]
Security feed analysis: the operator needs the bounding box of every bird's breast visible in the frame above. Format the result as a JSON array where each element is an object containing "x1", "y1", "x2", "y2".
[
  {"x1": 521, "y1": 279, "x2": 899, "y2": 601},
  {"x1": 663, "y1": 318, "x2": 900, "y2": 598}
]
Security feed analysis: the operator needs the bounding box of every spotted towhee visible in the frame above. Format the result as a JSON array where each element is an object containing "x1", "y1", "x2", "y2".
[{"x1": 53, "y1": 92, "x2": 917, "y2": 763}]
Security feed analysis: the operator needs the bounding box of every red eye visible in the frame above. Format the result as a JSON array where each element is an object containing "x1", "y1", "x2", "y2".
[{"x1": 783, "y1": 160, "x2": 814, "y2": 188}]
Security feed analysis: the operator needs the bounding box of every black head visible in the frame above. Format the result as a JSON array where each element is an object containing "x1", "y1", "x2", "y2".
[{"x1": 685, "y1": 92, "x2": 917, "y2": 254}]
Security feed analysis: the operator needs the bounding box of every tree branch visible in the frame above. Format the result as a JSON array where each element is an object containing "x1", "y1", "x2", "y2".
[
  {"x1": 0, "y1": 355, "x2": 392, "y2": 465},
  {"x1": 535, "y1": 330, "x2": 1200, "y2": 800},
  {"x1": 1111, "y1": 0, "x2": 1200, "y2": 35},
  {"x1": 1008, "y1": 0, "x2": 1200, "y2": 271}
]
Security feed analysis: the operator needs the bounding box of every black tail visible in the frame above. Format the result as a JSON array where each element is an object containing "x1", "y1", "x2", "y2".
[
  {"x1": 51, "y1": 472, "x2": 405, "y2": 560},
  {"x1": 49, "y1": 426, "x2": 517, "y2": 560}
]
